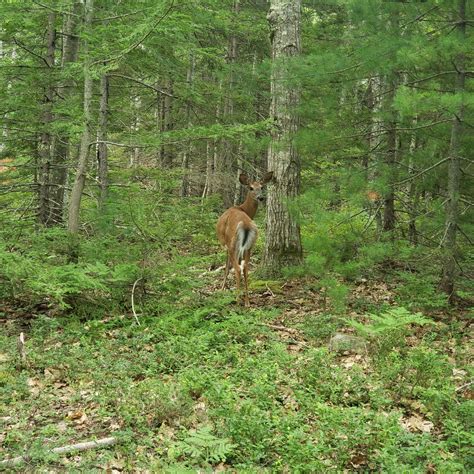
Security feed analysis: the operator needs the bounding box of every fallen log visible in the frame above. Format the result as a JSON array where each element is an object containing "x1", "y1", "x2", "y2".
[{"x1": 0, "y1": 436, "x2": 116, "y2": 468}]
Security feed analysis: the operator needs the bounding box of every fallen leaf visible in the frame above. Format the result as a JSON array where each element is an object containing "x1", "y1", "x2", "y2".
[
  {"x1": 67, "y1": 410, "x2": 88, "y2": 425},
  {"x1": 57, "y1": 421, "x2": 68, "y2": 433},
  {"x1": 401, "y1": 414, "x2": 434, "y2": 433},
  {"x1": 27, "y1": 378, "x2": 43, "y2": 396}
]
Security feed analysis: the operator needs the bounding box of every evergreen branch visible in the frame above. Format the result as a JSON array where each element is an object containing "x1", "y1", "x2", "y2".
[
  {"x1": 108, "y1": 74, "x2": 175, "y2": 97},
  {"x1": 92, "y1": 1, "x2": 175, "y2": 66},
  {"x1": 12, "y1": 37, "x2": 51, "y2": 67},
  {"x1": 394, "y1": 119, "x2": 451, "y2": 131},
  {"x1": 457, "y1": 225, "x2": 473, "y2": 245},
  {"x1": 402, "y1": 71, "x2": 458, "y2": 85},
  {"x1": 400, "y1": 5, "x2": 440, "y2": 29},
  {"x1": 94, "y1": 9, "x2": 151, "y2": 22},
  {"x1": 323, "y1": 62, "x2": 363, "y2": 75},
  {"x1": 330, "y1": 209, "x2": 370, "y2": 231},
  {"x1": 30, "y1": 0, "x2": 81, "y2": 17},
  {"x1": 394, "y1": 158, "x2": 450, "y2": 186}
]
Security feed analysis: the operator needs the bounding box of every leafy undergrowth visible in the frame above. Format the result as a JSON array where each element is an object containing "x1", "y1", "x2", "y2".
[{"x1": 1, "y1": 255, "x2": 472, "y2": 473}]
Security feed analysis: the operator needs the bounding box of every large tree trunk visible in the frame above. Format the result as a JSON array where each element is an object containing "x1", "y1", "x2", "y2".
[
  {"x1": 49, "y1": 1, "x2": 81, "y2": 225},
  {"x1": 97, "y1": 73, "x2": 109, "y2": 207},
  {"x1": 439, "y1": 0, "x2": 466, "y2": 302},
  {"x1": 263, "y1": 0, "x2": 303, "y2": 273},
  {"x1": 67, "y1": 0, "x2": 94, "y2": 253},
  {"x1": 37, "y1": 12, "x2": 56, "y2": 226}
]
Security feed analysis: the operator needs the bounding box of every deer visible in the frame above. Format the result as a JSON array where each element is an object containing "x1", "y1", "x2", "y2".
[{"x1": 216, "y1": 171, "x2": 273, "y2": 307}]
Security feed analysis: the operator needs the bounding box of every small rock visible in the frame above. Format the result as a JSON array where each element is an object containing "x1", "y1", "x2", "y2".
[{"x1": 328, "y1": 333, "x2": 367, "y2": 354}]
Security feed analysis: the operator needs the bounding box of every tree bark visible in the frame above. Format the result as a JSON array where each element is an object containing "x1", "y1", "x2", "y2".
[
  {"x1": 159, "y1": 80, "x2": 173, "y2": 168},
  {"x1": 67, "y1": 0, "x2": 94, "y2": 252},
  {"x1": 97, "y1": 73, "x2": 109, "y2": 207},
  {"x1": 180, "y1": 52, "x2": 195, "y2": 197},
  {"x1": 439, "y1": 0, "x2": 466, "y2": 302},
  {"x1": 263, "y1": 0, "x2": 303, "y2": 273},
  {"x1": 383, "y1": 74, "x2": 398, "y2": 233},
  {"x1": 37, "y1": 12, "x2": 56, "y2": 226},
  {"x1": 407, "y1": 118, "x2": 419, "y2": 246},
  {"x1": 365, "y1": 75, "x2": 383, "y2": 232},
  {"x1": 49, "y1": 1, "x2": 81, "y2": 224}
]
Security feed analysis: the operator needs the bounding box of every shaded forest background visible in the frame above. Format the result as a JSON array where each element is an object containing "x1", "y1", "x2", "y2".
[{"x1": 0, "y1": 0, "x2": 473, "y2": 471}]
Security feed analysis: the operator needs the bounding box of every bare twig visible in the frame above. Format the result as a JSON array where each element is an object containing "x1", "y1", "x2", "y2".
[
  {"x1": 17, "y1": 332, "x2": 26, "y2": 367},
  {"x1": 131, "y1": 278, "x2": 143, "y2": 325},
  {"x1": 455, "y1": 380, "x2": 474, "y2": 392},
  {"x1": 265, "y1": 284, "x2": 275, "y2": 297},
  {"x1": 0, "y1": 437, "x2": 117, "y2": 467},
  {"x1": 259, "y1": 323, "x2": 299, "y2": 334}
]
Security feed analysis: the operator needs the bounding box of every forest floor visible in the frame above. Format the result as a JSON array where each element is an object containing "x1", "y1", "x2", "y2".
[{"x1": 0, "y1": 251, "x2": 472, "y2": 472}]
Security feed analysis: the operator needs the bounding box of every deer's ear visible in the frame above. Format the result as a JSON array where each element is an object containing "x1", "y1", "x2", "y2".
[
  {"x1": 239, "y1": 173, "x2": 250, "y2": 185},
  {"x1": 261, "y1": 171, "x2": 274, "y2": 184}
]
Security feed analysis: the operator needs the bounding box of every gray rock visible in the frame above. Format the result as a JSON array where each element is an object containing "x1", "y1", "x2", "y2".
[{"x1": 328, "y1": 332, "x2": 367, "y2": 354}]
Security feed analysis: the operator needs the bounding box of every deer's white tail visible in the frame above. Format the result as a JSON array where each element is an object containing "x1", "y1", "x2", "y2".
[{"x1": 235, "y1": 222, "x2": 257, "y2": 264}]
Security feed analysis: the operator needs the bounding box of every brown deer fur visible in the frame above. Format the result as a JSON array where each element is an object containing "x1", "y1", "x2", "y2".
[{"x1": 216, "y1": 172, "x2": 273, "y2": 306}]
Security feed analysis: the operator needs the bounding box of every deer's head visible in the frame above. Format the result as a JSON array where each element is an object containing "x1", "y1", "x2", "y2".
[{"x1": 239, "y1": 172, "x2": 274, "y2": 202}]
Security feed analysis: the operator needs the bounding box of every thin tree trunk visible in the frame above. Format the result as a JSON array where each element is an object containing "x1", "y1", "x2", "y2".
[
  {"x1": 180, "y1": 52, "x2": 195, "y2": 197},
  {"x1": 202, "y1": 140, "x2": 214, "y2": 199},
  {"x1": 37, "y1": 12, "x2": 56, "y2": 226},
  {"x1": 67, "y1": 0, "x2": 94, "y2": 255},
  {"x1": 221, "y1": 0, "x2": 239, "y2": 207},
  {"x1": 159, "y1": 80, "x2": 173, "y2": 168},
  {"x1": 383, "y1": 74, "x2": 398, "y2": 233},
  {"x1": 49, "y1": 1, "x2": 81, "y2": 225},
  {"x1": 407, "y1": 119, "x2": 418, "y2": 245},
  {"x1": 440, "y1": 0, "x2": 466, "y2": 302},
  {"x1": 365, "y1": 75, "x2": 383, "y2": 232},
  {"x1": 263, "y1": 0, "x2": 303, "y2": 273},
  {"x1": 97, "y1": 73, "x2": 109, "y2": 207},
  {"x1": 233, "y1": 142, "x2": 243, "y2": 205}
]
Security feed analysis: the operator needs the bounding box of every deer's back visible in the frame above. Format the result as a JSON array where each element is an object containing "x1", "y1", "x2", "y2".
[{"x1": 217, "y1": 207, "x2": 256, "y2": 248}]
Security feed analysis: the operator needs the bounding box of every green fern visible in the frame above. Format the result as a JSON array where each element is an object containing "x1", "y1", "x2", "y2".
[
  {"x1": 348, "y1": 307, "x2": 433, "y2": 338},
  {"x1": 174, "y1": 426, "x2": 236, "y2": 464}
]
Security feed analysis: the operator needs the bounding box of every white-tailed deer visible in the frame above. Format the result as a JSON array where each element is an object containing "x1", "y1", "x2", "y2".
[{"x1": 216, "y1": 172, "x2": 273, "y2": 306}]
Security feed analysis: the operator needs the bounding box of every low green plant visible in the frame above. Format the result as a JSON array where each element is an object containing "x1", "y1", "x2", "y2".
[
  {"x1": 169, "y1": 426, "x2": 236, "y2": 466},
  {"x1": 348, "y1": 307, "x2": 433, "y2": 359},
  {"x1": 395, "y1": 271, "x2": 449, "y2": 311}
]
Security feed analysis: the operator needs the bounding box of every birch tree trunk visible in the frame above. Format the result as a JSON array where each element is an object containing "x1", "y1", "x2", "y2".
[
  {"x1": 439, "y1": 0, "x2": 466, "y2": 302},
  {"x1": 263, "y1": 0, "x2": 303, "y2": 273},
  {"x1": 67, "y1": 0, "x2": 94, "y2": 251}
]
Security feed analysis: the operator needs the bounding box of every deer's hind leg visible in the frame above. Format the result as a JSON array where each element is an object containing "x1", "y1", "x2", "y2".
[
  {"x1": 242, "y1": 250, "x2": 251, "y2": 307},
  {"x1": 230, "y1": 253, "x2": 242, "y2": 304},
  {"x1": 221, "y1": 251, "x2": 231, "y2": 290}
]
